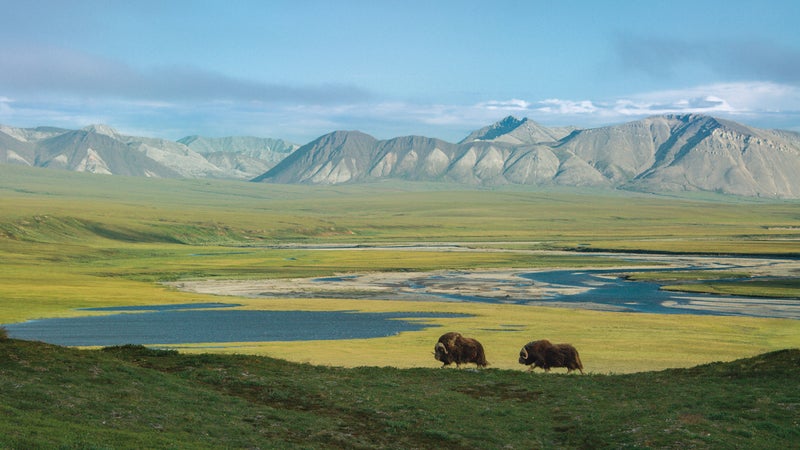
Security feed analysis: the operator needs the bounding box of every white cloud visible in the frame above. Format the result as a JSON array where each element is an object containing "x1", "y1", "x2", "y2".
[
  {"x1": 477, "y1": 99, "x2": 531, "y2": 110},
  {"x1": 616, "y1": 82, "x2": 800, "y2": 117},
  {"x1": 536, "y1": 99, "x2": 599, "y2": 114},
  {"x1": 609, "y1": 95, "x2": 734, "y2": 117},
  {"x1": 468, "y1": 82, "x2": 800, "y2": 128},
  {"x1": 3, "y1": 79, "x2": 800, "y2": 144}
]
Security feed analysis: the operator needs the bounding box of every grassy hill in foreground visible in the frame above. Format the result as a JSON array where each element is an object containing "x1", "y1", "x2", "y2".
[{"x1": 1, "y1": 338, "x2": 798, "y2": 449}]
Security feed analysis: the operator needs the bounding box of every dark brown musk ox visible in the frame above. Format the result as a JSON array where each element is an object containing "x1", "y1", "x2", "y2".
[
  {"x1": 434, "y1": 332, "x2": 488, "y2": 368},
  {"x1": 519, "y1": 339, "x2": 584, "y2": 374}
]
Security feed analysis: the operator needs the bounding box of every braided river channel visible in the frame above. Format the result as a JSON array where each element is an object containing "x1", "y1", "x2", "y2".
[{"x1": 5, "y1": 252, "x2": 799, "y2": 346}]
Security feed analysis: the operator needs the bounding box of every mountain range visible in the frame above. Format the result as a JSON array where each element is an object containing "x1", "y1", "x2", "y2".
[
  {"x1": 0, "y1": 124, "x2": 298, "y2": 180},
  {"x1": 255, "y1": 115, "x2": 800, "y2": 198},
  {"x1": 2, "y1": 115, "x2": 800, "y2": 198}
]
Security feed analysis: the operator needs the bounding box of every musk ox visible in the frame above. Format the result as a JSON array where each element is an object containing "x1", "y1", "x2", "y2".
[
  {"x1": 434, "y1": 332, "x2": 488, "y2": 368},
  {"x1": 519, "y1": 339, "x2": 584, "y2": 374}
]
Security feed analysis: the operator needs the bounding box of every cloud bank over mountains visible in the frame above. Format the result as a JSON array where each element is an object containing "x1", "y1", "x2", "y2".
[
  {"x1": 1, "y1": 2, "x2": 798, "y2": 143},
  {"x1": 1, "y1": 44, "x2": 797, "y2": 143},
  {"x1": 0, "y1": 44, "x2": 370, "y2": 104}
]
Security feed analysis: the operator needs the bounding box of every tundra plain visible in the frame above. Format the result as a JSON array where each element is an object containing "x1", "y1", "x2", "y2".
[
  {"x1": 1, "y1": 164, "x2": 799, "y2": 372},
  {"x1": 2, "y1": 164, "x2": 800, "y2": 448}
]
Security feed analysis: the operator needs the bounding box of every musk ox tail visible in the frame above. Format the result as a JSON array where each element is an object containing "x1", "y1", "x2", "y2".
[
  {"x1": 574, "y1": 351, "x2": 584, "y2": 374},
  {"x1": 474, "y1": 341, "x2": 489, "y2": 368},
  {"x1": 564, "y1": 345, "x2": 584, "y2": 374}
]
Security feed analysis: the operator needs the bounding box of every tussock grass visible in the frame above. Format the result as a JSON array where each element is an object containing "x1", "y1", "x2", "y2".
[{"x1": 1, "y1": 339, "x2": 798, "y2": 449}]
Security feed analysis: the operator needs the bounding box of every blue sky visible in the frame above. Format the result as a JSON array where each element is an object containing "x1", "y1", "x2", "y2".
[{"x1": 1, "y1": 0, "x2": 799, "y2": 144}]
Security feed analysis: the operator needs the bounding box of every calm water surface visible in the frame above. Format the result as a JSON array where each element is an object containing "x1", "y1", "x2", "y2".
[{"x1": 4, "y1": 304, "x2": 467, "y2": 347}]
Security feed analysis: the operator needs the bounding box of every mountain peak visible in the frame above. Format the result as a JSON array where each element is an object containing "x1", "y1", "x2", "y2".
[
  {"x1": 460, "y1": 116, "x2": 573, "y2": 145},
  {"x1": 82, "y1": 124, "x2": 121, "y2": 139},
  {"x1": 460, "y1": 116, "x2": 525, "y2": 143},
  {"x1": 313, "y1": 130, "x2": 378, "y2": 148}
]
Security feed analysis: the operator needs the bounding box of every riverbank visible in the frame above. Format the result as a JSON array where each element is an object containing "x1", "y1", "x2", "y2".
[{"x1": 169, "y1": 252, "x2": 800, "y2": 319}]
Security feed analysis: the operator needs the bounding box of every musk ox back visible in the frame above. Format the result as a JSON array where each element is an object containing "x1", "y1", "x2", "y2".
[
  {"x1": 519, "y1": 339, "x2": 584, "y2": 374},
  {"x1": 434, "y1": 332, "x2": 488, "y2": 368}
]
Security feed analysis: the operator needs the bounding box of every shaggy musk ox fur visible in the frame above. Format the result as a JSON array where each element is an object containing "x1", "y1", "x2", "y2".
[
  {"x1": 519, "y1": 339, "x2": 584, "y2": 374},
  {"x1": 434, "y1": 332, "x2": 488, "y2": 368}
]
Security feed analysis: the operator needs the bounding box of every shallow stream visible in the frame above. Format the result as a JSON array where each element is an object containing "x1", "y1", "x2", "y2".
[{"x1": 5, "y1": 253, "x2": 798, "y2": 346}]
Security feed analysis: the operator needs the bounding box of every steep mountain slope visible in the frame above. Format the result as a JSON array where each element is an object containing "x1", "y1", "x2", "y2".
[
  {"x1": 34, "y1": 129, "x2": 181, "y2": 177},
  {"x1": 256, "y1": 115, "x2": 800, "y2": 198},
  {"x1": 0, "y1": 125, "x2": 67, "y2": 166},
  {"x1": 0, "y1": 130, "x2": 35, "y2": 166},
  {"x1": 253, "y1": 131, "x2": 379, "y2": 183},
  {"x1": 0, "y1": 125, "x2": 294, "y2": 179},
  {"x1": 178, "y1": 136, "x2": 298, "y2": 178},
  {"x1": 628, "y1": 116, "x2": 800, "y2": 197},
  {"x1": 0, "y1": 125, "x2": 67, "y2": 142}
]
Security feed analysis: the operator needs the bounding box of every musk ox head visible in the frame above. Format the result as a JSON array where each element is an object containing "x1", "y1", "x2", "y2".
[
  {"x1": 434, "y1": 341, "x2": 451, "y2": 364},
  {"x1": 518, "y1": 339, "x2": 552, "y2": 366}
]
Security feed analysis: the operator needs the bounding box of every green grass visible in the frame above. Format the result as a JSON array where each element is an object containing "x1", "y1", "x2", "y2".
[
  {"x1": 1, "y1": 164, "x2": 800, "y2": 446},
  {"x1": 624, "y1": 271, "x2": 800, "y2": 298},
  {"x1": 1, "y1": 340, "x2": 798, "y2": 449},
  {"x1": 624, "y1": 271, "x2": 752, "y2": 282},
  {"x1": 2, "y1": 164, "x2": 800, "y2": 252},
  {"x1": 662, "y1": 278, "x2": 800, "y2": 298}
]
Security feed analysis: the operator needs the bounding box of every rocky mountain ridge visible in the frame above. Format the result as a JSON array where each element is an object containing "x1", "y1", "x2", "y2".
[
  {"x1": 255, "y1": 114, "x2": 800, "y2": 198},
  {"x1": 459, "y1": 116, "x2": 575, "y2": 145},
  {"x1": 2, "y1": 115, "x2": 800, "y2": 198},
  {"x1": 0, "y1": 124, "x2": 298, "y2": 180}
]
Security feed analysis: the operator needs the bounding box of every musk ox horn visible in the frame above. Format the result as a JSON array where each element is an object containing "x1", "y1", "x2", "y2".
[
  {"x1": 435, "y1": 342, "x2": 447, "y2": 354},
  {"x1": 521, "y1": 347, "x2": 528, "y2": 359}
]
